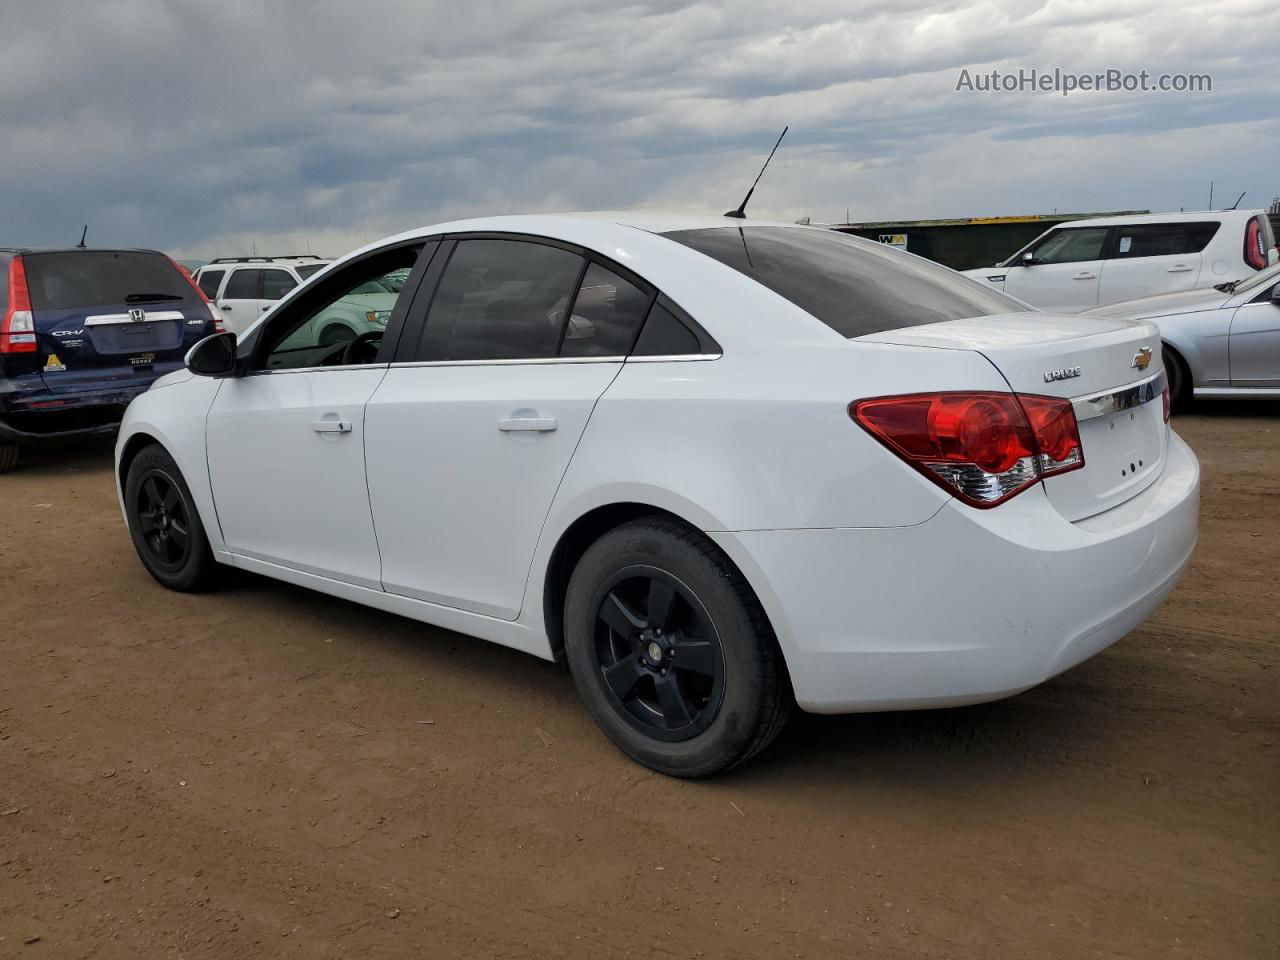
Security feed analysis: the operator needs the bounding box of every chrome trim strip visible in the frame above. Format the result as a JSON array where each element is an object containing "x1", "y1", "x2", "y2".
[
  {"x1": 85, "y1": 310, "x2": 184, "y2": 325},
  {"x1": 1071, "y1": 370, "x2": 1165, "y2": 422},
  {"x1": 393, "y1": 356, "x2": 626, "y2": 368},
  {"x1": 625, "y1": 353, "x2": 722, "y2": 363}
]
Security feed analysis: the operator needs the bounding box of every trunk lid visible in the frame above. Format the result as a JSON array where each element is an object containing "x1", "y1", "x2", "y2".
[{"x1": 859, "y1": 313, "x2": 1167, "y2": 521}]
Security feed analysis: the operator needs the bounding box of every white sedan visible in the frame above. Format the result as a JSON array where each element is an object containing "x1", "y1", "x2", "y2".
[{"x1": 114, "y1": 213, "x2": 1200, "y2": 777}]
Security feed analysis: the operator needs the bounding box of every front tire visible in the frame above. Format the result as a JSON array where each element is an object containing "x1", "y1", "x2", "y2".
[
  {"x1": 319, "y1": 323, "x2": 356, "y2": 347},
  {"x1": 564, "y1": 517, "x2": 792, "y2": 777},
  {"x1": 0, "y1": 441, "x2": 17, "y2": 474},
  {"x1": 124, "y1": 444, "x2": 218, "y2": 591}
]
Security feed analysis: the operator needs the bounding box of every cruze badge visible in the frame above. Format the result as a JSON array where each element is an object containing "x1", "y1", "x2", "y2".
[
  {"x1": 1043, "y1": 366, "x2": 1082, "y2": 383},
  {"x1": 1132, "y1": 347, "x2": 1153, "y2": 371}
]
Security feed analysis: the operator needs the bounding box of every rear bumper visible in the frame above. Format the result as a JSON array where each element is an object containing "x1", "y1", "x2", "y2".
[
  {"x1": 0, "y1": 382, "x2": 153, "y2": 448},
  {"x1": 712, "y1": 430, "x2": 1200, "y2": 713}
]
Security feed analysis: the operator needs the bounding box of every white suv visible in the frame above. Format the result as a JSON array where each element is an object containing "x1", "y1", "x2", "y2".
[
  {"x1": 962, "y1": 210, "x2": 1277, "y2": 312},
  {"x1": 193, "y1": 257, "x2": 331, "y2": 334}
]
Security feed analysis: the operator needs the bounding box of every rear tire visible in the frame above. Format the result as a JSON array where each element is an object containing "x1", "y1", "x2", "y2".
[
  {"x1": 0, "y1": 442, "x2": 17, "y2": 474},
  {"x1": 563, "y1": 517, "x2": 793, "y2": 778},
  {"x1": 124, "y1": 444, "x2": 219, "y2": 592},
  {"x1": 1163, "y1": 345, "x2": 1189, "y2": 410}
]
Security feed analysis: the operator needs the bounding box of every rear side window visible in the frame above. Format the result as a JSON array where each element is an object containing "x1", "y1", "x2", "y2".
[
  {"x1": 261, "y1": 269, "x2": 297, "y2": 301},
  {"x1": 224, "y1": 269, "x2": 260, "y2": 299},
  {"x1": 664, "y1": 226, "x2": 1028, "y2": 338},
  {"x1": 1113, "y1": 222, "x2": 1220, "y2": 258},
  {"x1": 559, "y1": 263, "x2": 652, "y2": 358},
  {"x1": 22, "y1": 251, "x2": 192, "y2": 310},
  {"x1": 197, "y1": 269, "x2": 224, "y2": 298},
  {"x1": 415, "y1": 239, "x2": 584, "y2": 361},
  {"x1": 294, "y1": 263, "x2": 327, "y2": 280},
  {"x1": 633, "y1": 303, "x2": 701, "y2": 356}
]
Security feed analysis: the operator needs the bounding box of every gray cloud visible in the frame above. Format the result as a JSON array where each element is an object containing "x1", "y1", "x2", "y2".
[{"x1": 1, "y1": 0, "x2": 1275, "y2": 259}]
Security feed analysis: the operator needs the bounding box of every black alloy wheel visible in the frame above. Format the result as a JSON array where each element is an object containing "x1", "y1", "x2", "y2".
[
  {"x1": 124, "y1": 443, "x2": 218, "y2": 592},
  {"x1": 135, "y1": 471, "x2": 192, "y2": 571},
  {"x1": 593, "y1": 568, "x2": 726, "y2": 741}
]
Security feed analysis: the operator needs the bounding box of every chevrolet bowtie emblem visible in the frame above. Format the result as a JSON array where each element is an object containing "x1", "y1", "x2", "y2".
[{"x1": 1132, "y1": 347, "x2": 1153, "y2": 371}]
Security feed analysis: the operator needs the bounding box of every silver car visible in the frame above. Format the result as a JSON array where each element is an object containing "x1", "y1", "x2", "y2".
[{"x1": 1086, "y1": 261, "x2": 1280, "y2": 404}]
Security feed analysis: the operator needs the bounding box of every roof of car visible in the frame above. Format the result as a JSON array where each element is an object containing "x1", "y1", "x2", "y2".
[
  {"x1": 1063, "y1": 209, "x2": 1263, "y2": 228},
  {"x1": 0, "y1": 247, "x2": 165, "y2": 255}
]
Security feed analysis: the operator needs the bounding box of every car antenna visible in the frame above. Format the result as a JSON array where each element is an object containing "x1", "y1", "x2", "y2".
[
  {"x1": 724, "y1": 126, "x2": 788, "y2": 219},
  {"x1": 1228, "y1": 190, "x2": 1247, "y2": 210},
  {"x1": 76, "y1": 224, "x2": 88, "y2": 248}
]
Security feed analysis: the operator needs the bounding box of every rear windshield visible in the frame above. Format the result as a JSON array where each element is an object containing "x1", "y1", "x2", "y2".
[
  {"x1": 663, "y1": 226, "x2": 1028, "y2": 337},
  {"x1": 23, "y1": 251, "x2": 192, "y2": 311}
]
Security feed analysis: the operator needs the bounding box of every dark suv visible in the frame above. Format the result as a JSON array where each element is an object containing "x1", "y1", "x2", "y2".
[{"x1": 0, "y1": 248, "x2": 221, "y2": 472}]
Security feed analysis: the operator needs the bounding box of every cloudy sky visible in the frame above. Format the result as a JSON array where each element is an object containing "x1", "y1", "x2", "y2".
[{"x1": 2, "y1": 0, "x2": 1276, "y2": 259}]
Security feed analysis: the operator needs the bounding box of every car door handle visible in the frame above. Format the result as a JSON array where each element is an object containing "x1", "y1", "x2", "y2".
[
  {"x1": 220, "y1": 304, "x2": 232, "y2": 311},
  {"x1": 1167, "y1": 264, "x2": 1193, "y2": 273},
  {"x1": 1073, "y1": 272, "x2": 1097, "y2": 280},
  {"x1": 497, "y1": 417, "x2": 558, "y2": 432},
  {"x1": 312, "y1": 419, "x2": 352, "y2": 434}
]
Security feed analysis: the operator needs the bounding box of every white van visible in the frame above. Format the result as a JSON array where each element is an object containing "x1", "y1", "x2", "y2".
[{"x1": 962, "y1": 210, "x2": 1277, "y2": 312}]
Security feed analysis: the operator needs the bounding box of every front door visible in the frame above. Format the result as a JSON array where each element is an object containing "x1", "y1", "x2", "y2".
[
  {"x1": 365, "y1": 238, "x2": 654, "y2": 620},
  {"x1": 1003, "y1": 226, "x2": 1108, "y2": 312},
  {"x1": 206, "y1": 245, "x2": 428, "y2": 588},
  {"x1": 1229, "y1": 291, "x2": 1280, "y2": 388}
]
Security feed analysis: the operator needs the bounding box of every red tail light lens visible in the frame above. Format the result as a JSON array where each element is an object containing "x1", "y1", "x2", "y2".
[
  {"x1": 1, "y1": 255, "x2": 37, "y2": 354},
  {"x1": 851, "y1": 391, "x2": 1083, "y2": 508},
  {"x1": 166, "y1": 255, "x2": 225, "y2": 334},
  {"x1": 1161, "y1": 384, "x2": 1171, "y2": 423},
  {"x1": 1244, "y1": 218, "x2": 1266, "y2": 271}
]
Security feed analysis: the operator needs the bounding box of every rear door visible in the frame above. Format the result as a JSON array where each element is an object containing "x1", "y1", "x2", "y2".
[
  {"x1": 217, "y1": 267, "x2": 262, "y2": 334},
  {"x1": 22, "y1": 250, "x2": 214, "y2": 395},
  {"x1": 1002, "y1": 226, "x2": 1108, "y2": 312},
  {"x1": 365, "y1": 236, "x2": 653, "y2": 620},
  {"x1": 1097, "y1": 221, "x2": 1217, "y2": 304}
]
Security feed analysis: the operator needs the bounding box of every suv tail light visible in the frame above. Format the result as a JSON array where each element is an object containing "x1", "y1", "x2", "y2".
[
  {"x1": 167, "y1": 256, "x2": 225, "y2": 333},
  {"x1": 1244, "y1": 217, "x2": 1267, "y2": 271},
  {"x1": 1, "y1": 255, "x2": 37, "y2": 354},
  {"x1": 851, "y1": 391, "x2": 1084, "y2": 508}
]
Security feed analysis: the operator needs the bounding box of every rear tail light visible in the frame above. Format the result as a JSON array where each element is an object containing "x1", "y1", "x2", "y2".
[
  {"x1": 1161, "y1": 384, "x2": 1171, "y2": 423},
  {"x1": 1244, "y1": 218, "x2": 1267, "y2": 271},
  {"x1": 167, "y1": 256, "x2": 226, "y2": 333},
  {"x1": 1, "y1": 255, "x2": 37, "y2": 354},
  {"x1": 851, "y1": 391, "x2": 1084, "y2": 508}
]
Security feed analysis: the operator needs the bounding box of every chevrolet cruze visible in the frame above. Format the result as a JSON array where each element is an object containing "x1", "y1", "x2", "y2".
[{"x1": 114, "y1": 213, "x2": 1200, "y2": 776}]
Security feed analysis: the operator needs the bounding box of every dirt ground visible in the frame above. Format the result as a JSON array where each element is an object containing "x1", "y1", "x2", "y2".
[{"x1": 1, "y1": 402, "x2": 1277, "y2": 960}]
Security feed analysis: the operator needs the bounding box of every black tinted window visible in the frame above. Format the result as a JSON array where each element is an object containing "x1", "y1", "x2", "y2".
[
  {"x1": 294, "y1": 263, "x2": 327, "y2": 280},
  {"x1": 417, "y1": 239, "x2": 583, "y2": 361},
  {"x1": 262, "y1": 269, "x2": 296, "y2": 301},
  {"x1": 1113, "y1": 222, "x2": 1220, "y2": 258},
  {"x1": 23, "y1": 251, "x2": 192, "y2": 310},
  {"x1": 560, "y1": 263, "x2": 651, "y2": 357},
  {"x1": 224, "y1": 269, "x2": 260, "y2": 299},
  {"x1": 197, "y1": 269, "x2": 224, "y2": 298},
  {"x1": 663, "y1": 227, "x2": 1027, "y2": 338},
  {"x1": 633, "y1": 303, "x2": 701, "y2": 355}
]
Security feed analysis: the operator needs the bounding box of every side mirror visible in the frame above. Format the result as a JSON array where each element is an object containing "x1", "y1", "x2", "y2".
[
  {"x1": 1270, "y1": 284, "x2": 1280, "y2": 304},
  {"x1": 1020, "y1": 251, "x2": 1036, "y2": 266},
  {"x1": 185, "y1": 331, "x2": 238, "y2": 377}
]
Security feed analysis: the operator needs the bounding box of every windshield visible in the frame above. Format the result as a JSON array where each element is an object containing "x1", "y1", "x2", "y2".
[
  {"x1": 24, "y1": 251, "x2": 192, "y2": 310},
  {"x1": 663, "y1": 226, "x2": 1029, "y2": 338},
  {"x1": 1227, "y1": 259, "x2": 1280, "y2": 296}
]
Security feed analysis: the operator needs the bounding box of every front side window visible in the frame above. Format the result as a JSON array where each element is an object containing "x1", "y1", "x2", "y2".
[
  {"x1": 197, "y1": 269, "x2": 224, "y2": 299},
  {"x1": 258, "y1": 245, "x2": 424, "y2": 371},
  {"x1": 1029, "y1": 227, "x2": 1109, "y2": 265},
  {"x1": 261, "y1": 269, "x2": 297, "y2": 301},
  {"x1": 1112, "y1": 222, "x2": 1220, "y2": 259},
  {"x1": 664, "y1": 226, "x2": 1028, "y2": 339},
  {"x1": 414, "y1": 239, "x2": 584, "y2": 361},
  {"x1": 559, "y1": 263, "x2": 652, "y2": 358},
  {"x1": 224, "y1": 269, "x2": 260, "y2": 299}
]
